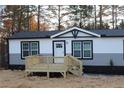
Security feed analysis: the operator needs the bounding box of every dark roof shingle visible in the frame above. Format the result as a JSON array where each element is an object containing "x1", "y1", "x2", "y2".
[
  {"x1": 8, "y1": 31, "x2": 59, "y2": 39},
  {"x1": 90, "y1": 29, "x2": 124, "y2": 37},
  {"x1": 8, "y1": 29, "x2": 124, "y2": 39}
]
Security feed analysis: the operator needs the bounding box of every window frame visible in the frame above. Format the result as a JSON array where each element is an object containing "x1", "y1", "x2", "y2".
[
  {"x1": 82, "y1": 40, "x2": 93, "y2": 59},
  {"x1": 72, "y1": 40, "x2": 93, "y2": 60},
  {"x1": 21, "y1": 41, "x2": 30, "y2": 58},
  {"x1": 72, "y1": 41, "x2": 82, "y2": 58},
  {"x1": 30, "y1": 42, "x2": 39, "y2": 55},
  {"x1": 21, "y1": 41, "x2": 40, "y2": 59}
]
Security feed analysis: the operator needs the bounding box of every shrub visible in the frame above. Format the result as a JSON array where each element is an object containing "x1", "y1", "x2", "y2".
[{"x1": 110, "y1": 59, "x2": 114, "y2": 66}]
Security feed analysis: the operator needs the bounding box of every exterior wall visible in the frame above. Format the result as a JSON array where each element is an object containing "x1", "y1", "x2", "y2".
[
  {"x1": 9, "y1": 54, "x2": 25, "y2": 65},
  {"x1": 9, "y1": 39, "x2": 53, "y2": 65},
  {"x1": 9, "y1": 37, "x2": 124, "y2": 66},
  {"x1": 83, "y1": 38, "x2": 124, "y2": 66},
  {"x1": 53, "y1": 37, "x2": 124, "y2": 66},
  {"x1": 39, "y1": 39, "x2": 53, "y2": 55}
]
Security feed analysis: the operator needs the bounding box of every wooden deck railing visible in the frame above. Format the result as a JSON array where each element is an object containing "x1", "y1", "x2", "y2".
[
  {"x1": 25, "y1": 55, "x2": 83, "y2": 78},
  {"x1": 64, "y1": 55, "x2": 83, "y2": 76}
]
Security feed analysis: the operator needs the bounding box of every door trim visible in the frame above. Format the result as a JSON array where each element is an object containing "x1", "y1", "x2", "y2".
[{"x1": 52, "y1": 40, "x2": 66, "y2": 57}]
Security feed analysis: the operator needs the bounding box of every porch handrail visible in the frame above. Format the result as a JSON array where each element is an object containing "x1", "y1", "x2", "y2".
[
  {"x1": 64, "y1": 55, "x2": 83, "y2": 76},
  {"x1": 25, "y1": 55, "x2": 83, "y2": 78}
]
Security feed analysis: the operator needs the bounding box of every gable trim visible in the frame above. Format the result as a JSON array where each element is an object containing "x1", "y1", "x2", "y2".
[{"x1": 51, "y1": 27, "x2": 101, "y2": 38}]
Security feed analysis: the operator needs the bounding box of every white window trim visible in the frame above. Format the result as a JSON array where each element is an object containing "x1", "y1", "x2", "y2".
[
  {"x1": 82, "y1": 41, "x2": 92, "y2": 59},
  {"x1": 21, "y1": 42, "x2": 30, "y2": 58},
  {"x1": 73, "y1": 41, "x2": 82, "y2": 58},
  {"x1": 30, "y1": 42, "x2": 39, "y2": 55},
  {"x1": 21, "y1": 41, "x2": 39, "y2": 59},
  {"x1": 72, "y1": 40, "x2": 93, "y2": 59}
]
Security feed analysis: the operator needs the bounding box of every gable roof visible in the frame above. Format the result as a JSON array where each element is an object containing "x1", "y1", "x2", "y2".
[
  {"x1": 90, "y1": 29, "x2": 124, "y2": 37},
  {"x1": 8, "y1": 27, "x2": 124, "y2": 39},
  {"x1": 8, "y1": 31, "x2": 59, "y2": 39},
  {"x1": 50, "y1": 27, "x2": 101, "y2": 38}
]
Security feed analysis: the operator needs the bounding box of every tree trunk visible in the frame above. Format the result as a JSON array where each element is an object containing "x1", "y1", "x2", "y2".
[
  {"x1": 79, "y1": 11, "x2": 82, "y2": 28},
  {"x1": 94, "y1": 5, "x2": 97, "y2": 29},
  {"x1": 115, "y1": 5, "x2": 118, "y2": 29},
  {"x1": 37, "y1": 5, "x2": 40, "y2": 31},
  {"x1": 58, "y1": 5, "x2": 61, "y2": 31},
  {"x1": 99, "y1": 5, "x2": 102, "y2": 29},
  {"x1": 27, "y1": 5, "x2": 30, "y2": 31},
  {"x1": 18, "y1": 7, "x2": 23, "y2": 32},
  {"x1": 11, "y1": 10, "x2": 15, "y2": 33},
  {"x1": 112, "y1": 5, "x2": 115, "y2": 29}
]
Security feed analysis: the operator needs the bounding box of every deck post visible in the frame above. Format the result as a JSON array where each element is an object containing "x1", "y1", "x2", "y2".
[
  {"x1": 25, "y1": 55, "x2": 83, "y2": 78},
  {"x1": 64, "y1": 71, "x2": 66, "y2": 78},
  {"x1": 79, "y1": 61, "x2": 83, "y2": 76},
  {"x1": 47, "y1": 72, "x2": 50, "y2": 78},
  {"x1": 25, "y1": 71, "x2": 29, "y2": 77}
]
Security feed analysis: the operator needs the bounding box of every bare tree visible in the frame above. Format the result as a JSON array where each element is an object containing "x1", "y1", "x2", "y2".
[
  {"x1": 37, "y1": 5, "x2": 40, "y2": 31},
  {"x1": 99, "y1": 5, "x2": 103, "y2": 29},
  {"x1": 94, "y1": 5, "x2": 97, "y2": 29}
]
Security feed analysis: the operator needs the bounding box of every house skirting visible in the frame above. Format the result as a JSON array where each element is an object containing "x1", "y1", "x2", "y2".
[
  {"x1": 8, "y1": 65, "x2": 124, "y2": 75},
  {"x1": 8, "y1": 65, "x2": 25, "y2": 70},
  {"x1": 84, "y1": 66, "x2": 124, "y2": 75}
]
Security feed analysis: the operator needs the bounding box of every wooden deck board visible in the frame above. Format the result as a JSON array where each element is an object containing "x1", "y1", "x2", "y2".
[{"x1": 25, "y1": 55, "x2": 83, "y2": 78}]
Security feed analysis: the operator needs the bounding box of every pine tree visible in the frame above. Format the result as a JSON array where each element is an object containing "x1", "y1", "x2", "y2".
[
  {"x1": 68, "y1": 5, "x2": 93, "y2": 28},
  {"x1": 47, "y1": 5, "x2": 69, "y2": 30}
]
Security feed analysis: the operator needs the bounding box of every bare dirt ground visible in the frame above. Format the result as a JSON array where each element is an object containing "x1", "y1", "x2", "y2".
[{"x1": 0, "y1": 70, "x2": 124, "y2": 88}]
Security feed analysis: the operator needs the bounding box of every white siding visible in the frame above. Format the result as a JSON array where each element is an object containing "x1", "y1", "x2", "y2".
[
  {"x1": 9, "y1": 39, "x2": 53, "y2": 54},
  {"x1": 78, "y1": 32, "x2": 91, "y2": 36},
  {"x1": 9, "y1": 40, "x2": 21, "y2": 54},
  {"x1": 53, "y1": 38, "x2": 124, "y2": 54},
  {"x1": 59, "y1": 31, "x2": 91, "y2": 37},
  {"x1": 9, "y1": 38, "x2": 124, "y2": 55},
  {"x1": 39, "y1": 39, "x2": 52, "y2": 54},
  {"x1": 93, "y1": 38, "x2": 123, "y2": 53},
  {"x1": 9, "y1": 37, "x2": 124, "y2": 66}
]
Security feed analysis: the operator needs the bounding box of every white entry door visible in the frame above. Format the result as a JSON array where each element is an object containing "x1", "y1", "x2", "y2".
[{"x1": 53, "y1": 41, "x2": 65, "y2": 63}]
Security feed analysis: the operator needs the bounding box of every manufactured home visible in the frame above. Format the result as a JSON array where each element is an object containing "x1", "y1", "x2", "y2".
[{"x1": 7, "y1": 27, "x2": 124, "y2": 74}]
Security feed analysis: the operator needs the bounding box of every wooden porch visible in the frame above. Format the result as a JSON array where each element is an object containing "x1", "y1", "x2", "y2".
[{"x1": 25, "y1": 55, "x2": 83, "y2": 78}]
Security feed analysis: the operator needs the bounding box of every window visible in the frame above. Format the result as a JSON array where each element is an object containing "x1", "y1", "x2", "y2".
[
  {"x1": 22, "y1": 42, "x2": 30, "y2": 58},
  {"x1": 21, "y1": 41, "x2": 39, "y2": 59},
  {"x1": 73, "y1": 41, "x2": 82, "y2": 58},
  {"x1": 30, "y1": 42, "x2": 39, "y2": 55},
  {"x1": 72, "y1": 40, "x2": 93, "y2": 59},
  {"x1": 56, "y1": 43, "x2": 63, "y2": 48},
  {"x1": 83, "y1": 41, "x2": 92, "y2": 59}
]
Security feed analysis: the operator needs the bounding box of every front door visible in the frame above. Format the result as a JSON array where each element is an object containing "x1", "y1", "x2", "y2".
[{"x1": 53, "y1": 41, "x2": 65, "y2": 63}]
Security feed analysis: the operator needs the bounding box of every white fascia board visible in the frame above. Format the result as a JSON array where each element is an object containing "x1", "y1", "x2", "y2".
[
  {"x1": 51, "y1": 27, "x2": 101, "y2": 38},
  {"x1": 51, "y1": 27, "x2": 75, "y2": 38},
  {"x1": 75, "y1": 27, "x2": 101, "y2": 37}
]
